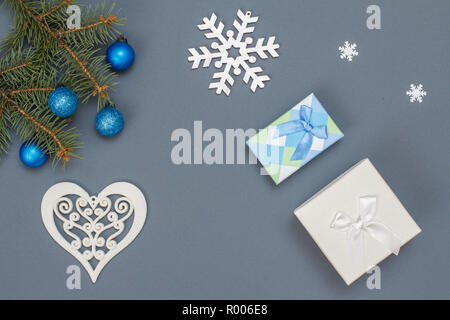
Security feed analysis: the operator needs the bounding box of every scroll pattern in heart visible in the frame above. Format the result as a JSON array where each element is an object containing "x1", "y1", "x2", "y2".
[
  {"x1": 54, "y1": 195, "x2": 134, "y2": 262},
  {"x1": 41, "y1": 182, "x2": 147, "y2": 283}
]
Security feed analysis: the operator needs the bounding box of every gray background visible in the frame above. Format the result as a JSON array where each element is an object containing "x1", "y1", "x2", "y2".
[{"x1": 0, "y1": 0, "x2": 449, "y2": 299}]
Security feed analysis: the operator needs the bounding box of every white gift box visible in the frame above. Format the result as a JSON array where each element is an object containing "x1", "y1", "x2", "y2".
[{"x1": 294, "y1": 158, "x2": 421, "y2": 285}]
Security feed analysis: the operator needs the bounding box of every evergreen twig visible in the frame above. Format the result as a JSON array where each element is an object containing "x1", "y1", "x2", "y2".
[{"x1": 0, "y1": 0, "x2": 125, "y2": 167}]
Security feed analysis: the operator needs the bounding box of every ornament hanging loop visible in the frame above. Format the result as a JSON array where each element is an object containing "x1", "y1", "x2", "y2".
[
  {"x1": 104, "y1": 102, "x2": 116, "y2": 109},
  {"x1": 117, "y1": 35, "x2": 128, "y2": 43}
]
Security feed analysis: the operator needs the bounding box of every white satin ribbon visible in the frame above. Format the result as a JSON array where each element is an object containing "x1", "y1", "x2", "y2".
[{"x1": 330, "y1": 196, "x2": 402, "y2": 267}]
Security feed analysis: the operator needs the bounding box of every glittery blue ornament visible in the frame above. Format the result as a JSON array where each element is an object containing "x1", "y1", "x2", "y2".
[
  {"x1": 95, "y1": 106, "x2": 124, "y2": 137},
  {"x1": 19, "y1": 141, "x2": 48, "y2": 168},
  {"x1": 48, "y1": 87, "x2": 78, "y2": 118},
  {"x1": 106, "y1": 36, "x2": 135, "y2": 71}
]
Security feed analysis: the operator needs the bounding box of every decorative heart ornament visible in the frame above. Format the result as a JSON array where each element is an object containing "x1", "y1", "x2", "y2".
[{"x1": 41, "y1": 182, "x2": 147, "y2": 283}]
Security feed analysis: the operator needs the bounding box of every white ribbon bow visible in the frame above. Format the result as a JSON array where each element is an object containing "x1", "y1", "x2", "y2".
[{"x1": 330, "y1": 196, "x2": 402, "y2": 267}]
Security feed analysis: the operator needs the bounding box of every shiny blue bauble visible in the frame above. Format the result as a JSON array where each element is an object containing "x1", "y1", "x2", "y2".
[
  {"x1": 19, "y1": 141, "x2": 48, "y2": 168},
  {"x1": 106, "y1": 37, "x2": 135, "y2": 71},
  {"x1": 95, "y1": 107, "x2": 124, "y2": 137},
  {"x1": 48, "y1": 87, "x2": 78, "y2": 118}
]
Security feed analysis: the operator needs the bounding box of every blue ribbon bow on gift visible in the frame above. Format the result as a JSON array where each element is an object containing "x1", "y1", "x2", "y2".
[{"x1": 273, "y1": 105, "x2": 328, "y2": 161}]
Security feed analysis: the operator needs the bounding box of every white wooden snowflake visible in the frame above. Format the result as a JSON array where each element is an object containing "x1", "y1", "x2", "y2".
[
  {"x1": 339, "y1": 41, "x2": 359, "y2": 61},
  {"x1": 188, "y1": 9, "x2": 280, "y2": 96},
  {"x1": 406, "y1": 84, "x2": 427, "y2": 103}
]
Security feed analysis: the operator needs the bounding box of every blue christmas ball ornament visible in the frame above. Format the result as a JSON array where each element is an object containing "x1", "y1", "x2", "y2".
[
  {"x1": 106, "y1": 36, "x2": 135, "y2": 71},
  {"x1": 48, "y1": 87, "x2": 78, "y2": 117},
  {"x1": 19, "y1": 141, "x2": 48, "y2": 168},
  {"x1": 95, "y1": 106, "x2": 124, "y2": 137}
]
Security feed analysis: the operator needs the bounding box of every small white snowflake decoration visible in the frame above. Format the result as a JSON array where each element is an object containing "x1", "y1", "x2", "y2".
[
  {"x1": 339, "y1": 41, "x2": 359, "y2": 61},
  {"x1": 188, "y1": 9, "x2": 280, "y2": 96},
  {"x1": 406, "y1": 84, "x2": 427, "y2": 103}
]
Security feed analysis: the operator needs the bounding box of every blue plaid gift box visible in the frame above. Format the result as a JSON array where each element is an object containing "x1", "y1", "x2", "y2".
[{"x1": 247, "y1": 93, "x2": 344, "y2": 184}]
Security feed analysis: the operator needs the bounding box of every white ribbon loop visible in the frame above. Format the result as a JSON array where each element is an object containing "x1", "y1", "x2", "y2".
[{"x1": 330, "y1": 196, "x2": 402, "y2": 266}]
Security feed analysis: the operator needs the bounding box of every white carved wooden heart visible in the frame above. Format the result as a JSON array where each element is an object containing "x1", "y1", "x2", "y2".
[{"x1": 41, "y1": 182, "x2": 147, "y2": 283}]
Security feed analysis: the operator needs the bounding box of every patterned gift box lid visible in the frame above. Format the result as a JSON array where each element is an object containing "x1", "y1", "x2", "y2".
[{"x1": 247, "y1": 93, "x2": 344, "y2": 184}]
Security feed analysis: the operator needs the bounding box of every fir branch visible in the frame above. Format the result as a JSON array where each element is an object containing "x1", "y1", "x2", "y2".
[
  {"x1": 0, "y1": 60, "x2": 31, "y2": 76},
  {"x1": 0, "y1": 0, "x2": 125, "y2": 167},
  {"x1": 54, "y1": 2, "x2": 124, "y2": 47},
  {"x1": 14, "y1": 105, "x2": 73, "y2": 162},
  {"x1": 9, "y1": 87, "x2": 54, "y2": 95},
  {"x1": 39, "y1": 0, "x2": 71, "y2": 19},
  {"x1": 0, "y1": 100, "x2": 11, "y2": 156},
  {"x1": 16, "y1": 0, "x2": 110, "y2": 100},
  {"x1": 0, "y1": 100, "x2": 6, "y2": 117},
  {"x1": 0, "y1": 89, "x2": 79, "y2": 164},
  {"x1": 0, "y1": 50, "x2": 39, "y2": 88},
  {"x1": 60, "y1": 14, "x2": 117, "y2": 35}
]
